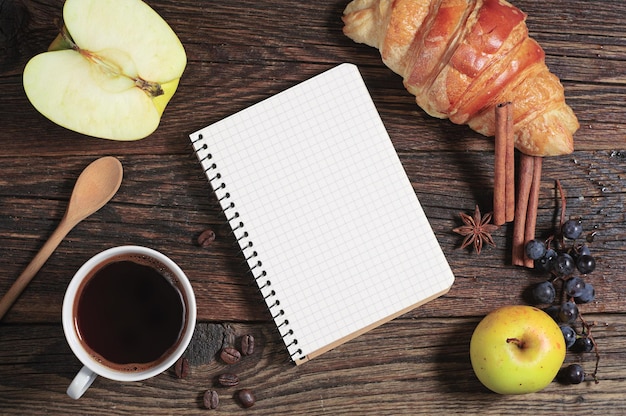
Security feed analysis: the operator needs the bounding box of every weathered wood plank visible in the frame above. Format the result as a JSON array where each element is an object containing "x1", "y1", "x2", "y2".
[
  {"x1": 0, "y1": 151, "x2": 623, "y2": 322},
  {"x1": 1, "y1": 0, "x2": 625, "y2": 156},
  {"x1": 0, "y1": 317, "x2": 624, "y2": 414}
]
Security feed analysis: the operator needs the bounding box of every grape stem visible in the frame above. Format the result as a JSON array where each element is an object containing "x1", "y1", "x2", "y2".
[
  {"x1": 556, "y1": 179, "x2": 567, "y2": 230},
  {"x1": 555, "y1": 179, "x2": 569, "y2": 250},
  {"x1": 553, "y1": 180, "x2": 600, "y2": 384}
]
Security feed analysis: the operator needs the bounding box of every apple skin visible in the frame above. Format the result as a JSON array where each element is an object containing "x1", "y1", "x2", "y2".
[{"x1": 470, "y1": 305, "x2": 566, "y2": 394}]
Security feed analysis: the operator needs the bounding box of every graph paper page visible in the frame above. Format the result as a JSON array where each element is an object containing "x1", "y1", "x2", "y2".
[{"x1": 190, "y1": 63, "x2": 454, "y2": 364}]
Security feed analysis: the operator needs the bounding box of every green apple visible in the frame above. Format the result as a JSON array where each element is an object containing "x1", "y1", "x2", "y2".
[
  {"x1": 470, "y1": 305, "x2": 566, "y2": 394},
  {"x1": 23, "y1": 0, "x2": 186, "y2": 140}
]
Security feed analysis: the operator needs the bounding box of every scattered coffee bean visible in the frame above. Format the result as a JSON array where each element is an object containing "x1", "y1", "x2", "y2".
[
  {"x1": 218, "y1": 373, "x2": 240, "y2": 387},
  {"x1": 220, "y1": 346, "x2": 241, "y2": 364},
  {"x1": 197, "y1": 229, "x2": 216, "y2": 248},
  {"x1": 237, "y1": 389, "x2": 256, "y2": 408},
  {"x1": 203, "y1": 390, "x2": 219, "y2": 409},
  {"x1": 173, "y1": 357, "x2": 189, "y2": 379},
  {"x1": 240, "y1": 334, "x2": 255, "y2": 356}
]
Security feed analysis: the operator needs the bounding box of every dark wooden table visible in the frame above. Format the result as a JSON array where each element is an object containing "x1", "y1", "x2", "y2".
[{"x1": 1, "y1": 0, "x2": 625, "y2": 414}]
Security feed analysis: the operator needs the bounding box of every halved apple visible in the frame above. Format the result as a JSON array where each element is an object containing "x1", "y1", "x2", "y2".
[{"x1": 23, "y1": 0, "x2": 186, "y2": 140}]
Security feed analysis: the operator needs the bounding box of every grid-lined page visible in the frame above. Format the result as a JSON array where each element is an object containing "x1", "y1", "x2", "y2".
[{"x1": 190, "y1": 64, "x2": 454, "y2": 364}]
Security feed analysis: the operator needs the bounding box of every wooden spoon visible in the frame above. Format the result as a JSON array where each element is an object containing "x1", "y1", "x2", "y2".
[{"x1": 0, "y1": 156, "x2": 123, "y2": 320}]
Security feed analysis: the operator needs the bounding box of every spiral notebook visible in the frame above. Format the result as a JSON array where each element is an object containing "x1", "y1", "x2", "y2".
[{"x1": 189, "y1": 63, "x2": 454, "y2": 364}]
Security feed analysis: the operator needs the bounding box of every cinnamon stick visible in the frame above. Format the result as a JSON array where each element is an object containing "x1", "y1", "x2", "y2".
[
  {"x1": 512, "y1": 154, "x2": 534, "y2": 266},
  {"x1": 493, "y1": 102, "x2": 515, "y2": 226},
  {"x1": 523, "y1": 156, "x2": 543, "y2": 268},
  {"x1": 504, "y1": 107, "x2": 516, "y2": 222},
  {"x1": 493, "y1": 103, "x2": 509, "y2": 226}
]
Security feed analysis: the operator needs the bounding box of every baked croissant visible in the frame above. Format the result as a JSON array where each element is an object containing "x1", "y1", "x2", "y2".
[{"x1": 342, "y1": 0, "x2": 578, "y2": 156}]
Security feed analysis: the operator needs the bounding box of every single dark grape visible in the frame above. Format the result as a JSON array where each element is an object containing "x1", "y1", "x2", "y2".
[
  {"x1": 562, "y1": 219, "x2": 583, "y2": 240},
  {"x1": 525, "y1": 239, "x2": 547, "y2": 260},
  {"x1": 535, "y1": 248, "x2": 557, "y2": 272},
  {"x1": 560, "y1": 325, "x2": 577, "y2": 349},
  {"x1": 577, "y1": 254, "x2": 596, "y2": 274},
  {"x1": 531, "y1": 281, "x2": 556, "y2": 304},
  {"x1": 564, "y1": 276, "x2": 586, "y2": 298},
  {"x1": 575, "y1": 282, "x2": 595, "y2": 304},
  {"x1": 558, "y1": 301, "x2": 579, "y2": 324},
  {"x1": 554, "y1": 253, "x2": 576, "y2": 276},
  {"x1": 572, "y1": 336, "x2": 594, "y2": 353},
  {"x1": 559, "y1": 364, "x2": 585, "y2": 384}
]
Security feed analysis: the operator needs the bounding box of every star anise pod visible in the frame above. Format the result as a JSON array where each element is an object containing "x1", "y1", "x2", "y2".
[{"x1": 453, "y1": 205, "x2": 499, "y2": 255}]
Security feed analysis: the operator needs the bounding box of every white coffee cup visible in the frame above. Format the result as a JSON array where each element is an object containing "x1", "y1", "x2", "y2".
[{"x1": 62, "y1": 246, "x2": 196, "y2": 399}]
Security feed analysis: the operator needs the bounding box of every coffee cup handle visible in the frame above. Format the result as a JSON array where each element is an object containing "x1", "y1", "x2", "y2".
[{"x1": 67, "y1": 366, "x2": 98, "y2": 399}]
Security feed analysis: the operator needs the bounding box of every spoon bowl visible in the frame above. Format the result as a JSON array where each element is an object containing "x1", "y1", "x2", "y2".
[
  {"x1": 0, "y1": 156, "x2": 123, "y2": 320},
  {"x1": 64, "y1": 156, "x2": 124, "y2": 224}
]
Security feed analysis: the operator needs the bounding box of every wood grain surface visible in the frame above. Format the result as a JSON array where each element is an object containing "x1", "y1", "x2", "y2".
[{"x1": 1, "y1": 0, "x2": 625, "y2": 414}]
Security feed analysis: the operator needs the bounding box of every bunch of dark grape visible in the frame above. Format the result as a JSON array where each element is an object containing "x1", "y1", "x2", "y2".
[{"x1": 525, "y1": 216, "x2": 599, "y2": 385}]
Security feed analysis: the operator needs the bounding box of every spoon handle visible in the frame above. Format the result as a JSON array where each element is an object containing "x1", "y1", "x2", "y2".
[{"x1": 0, "y1": 218, "x2": 74, "y2": 320}]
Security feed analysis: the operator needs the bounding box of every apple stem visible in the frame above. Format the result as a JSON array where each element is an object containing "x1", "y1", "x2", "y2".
[
  {"x1": 135, "y1": 78, "x2": 165, "y2": 97},
  {"x1": 506, "y1": 337, "x2": 525, "y2": 348}
]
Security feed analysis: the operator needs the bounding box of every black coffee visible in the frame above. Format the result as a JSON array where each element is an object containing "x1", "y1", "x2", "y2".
[{"x1": 74, "y1": 255, "x2": 186, "y2": 372}]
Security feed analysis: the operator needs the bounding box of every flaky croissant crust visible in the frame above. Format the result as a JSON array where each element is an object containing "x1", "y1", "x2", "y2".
[{"x1": 343, "y1": 0, "x2": 578, "y2": 156}]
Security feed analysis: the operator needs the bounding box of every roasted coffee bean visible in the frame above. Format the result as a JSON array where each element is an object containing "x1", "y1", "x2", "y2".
[
  {"x1": 173, "y1": 357, "x2": 189, "y2": 379},
  {"x1": 240, "y1": 334, "x2": 255, "y2": 356},
  {"x1": 203, "y1": 390, "x2": 219, "y2": 409},
  {"x1": 237, "y1": 389, "x2": 256, "y2": 408},
  {"x1": 220, "y1": 346, "x2": 241, "y2": 364},
  {"x1": 217, "y1": 373, "x2": 240, "y2": 387},
  {"x1": 197, "y1": 229, "x2": 216, "y2": 247}
]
